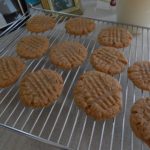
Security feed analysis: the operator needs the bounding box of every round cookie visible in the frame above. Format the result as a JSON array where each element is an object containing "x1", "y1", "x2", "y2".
[
  {"x1": 130, "y1": 97, "x2": 150, "y2": 147},
  {"x1": 16, "y1": 35, "x2": 49, "y2": 59},
  {"x1": 98, "y1": 27, "x2": 132, "y2": 48},
  {"x1": 128, "y1": 61, "x2": 150, "y2": 91},
  {"x1": 73, "y1": 71, "x2": 122, "y2": 120},
  {"x1": 19, "y1": 69, "x2": 63, "y2": 108},
  {"x1": 91, "y1": 46, "x2": 128, "y2": 75},
  {"x1": 0, "y1": 57, "x2": 25, "y2": 88},
  {"x1": 26, "y1": 15, "x2": 56, "y2": 32},
  {"x1": 49, "y1": 41, "x2": 87, "y2": 69},
  {"x1": 65, "y1": 17, "x2": 95, "y2": 36}
]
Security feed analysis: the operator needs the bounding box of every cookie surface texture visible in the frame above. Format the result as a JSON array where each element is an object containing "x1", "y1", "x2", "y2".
[
  {"x1": 26, "y1": 15, "x2": 56, "y2": 32},
  {"x1": 49, "y1": 41, "x2": 87, "y2": 69},
  {"x1": 98, "y1": 27, "x2": 132, "y2": 48},
  {"x1": 0, "y1": 57, "x2": 25, "y2": 88},
  {"x1": 73, "y1": 71, "x2": 122, "y2": 120},
  {"x1": 130, "y1": 97, "x2": 150, "y2": 147},
  {"x1": 128, "y1": 61, "x2": 150, "y2": 91},
  {"x1": 16, "y1": 35, "x2": 49, "y2": 59},
  {"x1": 65, "y1": 17, "x2": 95, "y2": 35},
  {"x1": 91, "y1": 46, "x2": 128, "y2": 75},
  {"x1": 19, "y1": 69, "x2": 63, "y2": 108}
]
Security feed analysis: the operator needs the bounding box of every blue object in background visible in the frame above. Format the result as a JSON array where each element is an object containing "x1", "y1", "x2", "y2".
[{"x1": 25, "y1": 0, "x2": 40, "y2": 5}]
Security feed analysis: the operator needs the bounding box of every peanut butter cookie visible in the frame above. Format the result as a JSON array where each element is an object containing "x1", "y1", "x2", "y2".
[
  {"x1": 130, "y1": 97, "x2": 150, "y2": 147},
  {"x1": 91, "y1": 46, "x2": 128, "y2": 75},
  {"x1": 26, "y1": 15, "x2": 56, "y2": 32},
  {"x1": 98, "y1": 27, "x2": 132, "y2": 48},
  {"x1": 49, "y1": 41, "x2": 87, "y2": 69},
  {"x1": 73, "y1": 71, "x2": 122, "y2": 120},
  {"x1": 16, "y1": 35, "x2": 49, "y2": 59},
  {"x1": 0, "y1": 57, "x2": 25, "y2": 88},
  {"x1": 128, "y1": 61, "x2": 150, "y2": 91},
  {"x1": 19, "y1": 69, "x2": 63, "y2": 108},
  {"x1": 65, "y1": 17, "x2": 95, "y2": 36}
]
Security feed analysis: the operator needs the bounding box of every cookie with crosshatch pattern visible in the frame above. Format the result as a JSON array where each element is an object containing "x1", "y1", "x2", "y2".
[
  {"x1": 0, "y1": 57, "x2": 25, "y2": 88},
  {"x1": 19, "y1": 69, "x2": 63, "y2": 108},
  {"x1": 130, "y1": 97, "x2": 150, "y2": 147},
  {"x1": 98, "y1": 27, "x2": 132, "y2": 48},
  {"x1": 65, "y1": 17, "x2": 96, "y2": 36},
  {"x1": 73, "y1": 71, "x2": 122, "y2": 120},
  {"x1": 16, "y1": 35, "x2": 49, "y2": 59},
  {"x1": 26, "y1": 15, "x2": 56, "y2": 32},
  {"x1": 90, "y1": 46, "x2": 128, "y2": 75},
  {"x1": 49, "y1": 41, "x2": 87, "y2": 69},
  {"x1": 128, "y1": 61, "x2": 150, "y2": 91}
]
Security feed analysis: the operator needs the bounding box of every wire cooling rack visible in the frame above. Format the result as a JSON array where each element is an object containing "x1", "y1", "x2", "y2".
[{"x1": 0, "y1": 5, "x2": 150, "y2": 150}]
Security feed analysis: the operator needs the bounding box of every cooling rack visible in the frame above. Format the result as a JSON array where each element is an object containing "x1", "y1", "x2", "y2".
[{"x1": 0, "y1": 5, "x2": 150, "y2": 150}]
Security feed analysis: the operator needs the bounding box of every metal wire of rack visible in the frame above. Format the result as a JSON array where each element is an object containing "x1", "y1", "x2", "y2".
[{"x1": 0, "y1": 5, "x2": 150, "y2": 150}]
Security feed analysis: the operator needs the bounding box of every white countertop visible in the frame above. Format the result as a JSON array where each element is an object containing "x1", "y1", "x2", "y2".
[{"x1": 82, "y1": 0, "x2": 117, "y2": 21}]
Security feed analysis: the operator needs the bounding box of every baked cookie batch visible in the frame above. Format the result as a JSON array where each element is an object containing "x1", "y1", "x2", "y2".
[{"x1": 1, "y1": 14, "x2": 150, "y2": 146}]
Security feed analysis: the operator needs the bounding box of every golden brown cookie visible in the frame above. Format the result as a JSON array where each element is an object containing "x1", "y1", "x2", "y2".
[
  {"x1": 130, "y1": 97, "x2": 150, "y2": 147},
  {"x1": 0, "y1": 57, "x2": 25, "y2": 88},
  {"x1": 65, "y1": 17, "x2": 95, "y2": 36},
  {"x1": 90, "y1": 46, "x2": 128, "y2": 75},
  {"x1": 16, "y1": 35, "x2": 49, "y2": 59},
  {"x1": 98, "y1": 27, "x2": 132, "y2": 48},
  {"x1": 73, "y1": 71, "x2": 122, "y2": 120},
  {"x1": 19, "y1": 69, "x2": 63, "y2": 108},
  {"x1": 26, "y1": 15, "x2": 56, "y2": 32},
  {"x1": 49, "y1": 41, "x2": 87, "y2": 69},
  {"x1": 128, "y1": 61, "x2": 150, "y2": 91}
]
